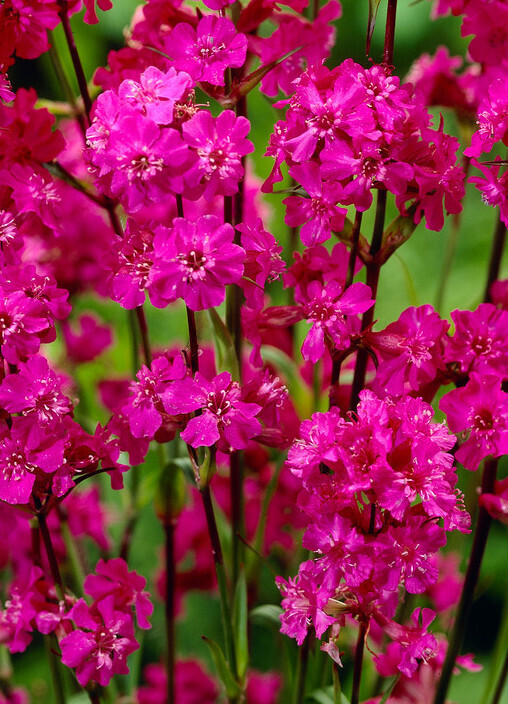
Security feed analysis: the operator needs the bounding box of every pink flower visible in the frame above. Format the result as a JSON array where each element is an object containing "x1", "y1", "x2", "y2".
[
  {"x1": 182, "y1": 109, "x2": 254, "y2": 200},
  {"x1": 137, "y1": 659, "x2": 219, "y2": 704},
  {"x1": 84, "y1": 558, "x2": 153, "y2": 630},
  {"x1": 164, "y1": 15, "x2": 247, "y2": 86},
  {"x1": 62, "y1": 314, "x2": 113, "y2": 363},
  {"x1": 284, "y1": 163, "x2": 347, "y2": 246},
  {"x1": 149, "y1": 215, "x2": 245, "y2": 311},
  {"x1": 300, "y1": 280, "x2": 374, "y2": 363},
  {"x1": 0, "y1": 354, "x2": 72, "y2": 449},
  {"x1": 479, "y1": 477, "x2": 508, "y2": 525},
  {"x1": 465, "y1": 77, "x2": 508, "y2": 158},
  {"x1": 369, "y1": 305, "x2": 449, "y2": 396},
  {"x1": 468, "y1": 158, "x2": 508, "y2": 226},
  {"x1": 83, "y1": 0, "x2": 113, "y2": 24},
  {"x1": 118, "y1": 66, "x2": 193, "y2": 125},
  {"x1": 276, "y1": 560, "x2": 336, "y2": 645},
  {"x1": 440, "y1": 373, "x2": 508, "y2": 470},
  {"x1": 123, "y1": 352, "x2": 187, "y2": 439},
  {"x1": 163, "y1": 371, "x2": 262, "y2": 451},
  {"x1": 445, "y1": 303, "x2": 508, "y2": 377},
  {"x1": 60, "y1": 596, "x2": 139, "y2": 687},
  {"x1": 92, "y1": 114, "x2": 189, "y2": 211}
]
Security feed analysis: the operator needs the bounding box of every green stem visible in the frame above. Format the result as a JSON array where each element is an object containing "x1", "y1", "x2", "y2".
[
  {"x1": 37, "y1": 509, "x2": 66, "y2": 602},
  {"x1": 293, "y1": 635, "x2": 310, "y2": 704},
  {"x1": 47, "y1": 36, "x2": 87, "y2": 136},
  {"x1": 333, "y1": 662, "x2": 342, "y2": 704},
  {"x1": 490, "y1": 651, "x2": 508, "y2": 704},
  {"x1": 349, "y1": 190, "x2": 387, "y2": 411},
  {"x1": 434, "y1": 157, "x2": 470, "y2": 312},
  {"x1": 230, "y1": 450, "x2": 244, "y2": 588},
  {"x1": 57, "y1": 1, "x2": 92, "y2": 122},
  {"x1": 432, "y1": 458, "x2": 498, "y2": 704},
  {"x1": 58, "y1": 509, "x2": 86, "y2": 597},
  {"x1": 484, "y1": 212, "x2": 507, "y2": 303},
  {"x1": 135, "y1": 306, "x2": 152, "y2": 367},
  {"x1": 186, "y1": 307, "x2": 200, "y2": 374},
  {"x1": 164, "y1": 517, "x2": 176, "y2": 704},
  {"x1": 200, "y1": 485, "x2": 237, "y2": 678},
  {"x1": 118, "y1": 466, "x2": 140, "y2": 562},
  {"x1": 480, "y1": 570, "x2": 508, "y2": 704},
  {"x1": 44, "y1": 634, "x2": 67, "y2": 704},
  {"x1": 351, "y1": 619, "x2": 368, "y2": 704}
]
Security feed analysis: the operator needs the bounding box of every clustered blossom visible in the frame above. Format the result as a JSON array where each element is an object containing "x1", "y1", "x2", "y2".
[
  {"x1": 277, "y1": 391, "x2": 470, "y2": 674},
  {"x1": 85, "y1": 65, "x2": 254, "y2": 212},
  {"x1": 0, "y1": 0, "x2": 507, "y2": 702},
  {"x1": 264, "y1": 60, "x2": 465, "y2": 236}
]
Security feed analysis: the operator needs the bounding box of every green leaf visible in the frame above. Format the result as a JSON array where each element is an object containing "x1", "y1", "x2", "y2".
[
  {"x1": 232, "y1": 569, "x2": 249, "y2": 681},
  {"x1": 208, "y1": 308, "x2": 240, "y2": 381},
  {"x1": 198, "y1": 446, "x2": 217, "y2": 489},
  {"x1": 202, "y1": 636, "x2": 242, "y2": 699},
  {"x1": 367, "y1": 0, "x2": 383, "y2": 54},
  {"x1": 377, "y1": 205, "x2": 418, "y2": 266},
  {"x1": 307, "y1": 686, "x2": 350, "y2": 704},
  {"x1": 249, "y1": 604, "x2": 283, "y2": 628}
]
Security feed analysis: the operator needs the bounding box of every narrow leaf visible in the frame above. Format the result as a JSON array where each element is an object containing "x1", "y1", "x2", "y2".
[
  {"x1": 367, "y1": 0, "x2": 383, "y2": 54},
  {"x1": 232, "y1": 569, "x2": 249, "y2": 681},
  {"x1": 202, "y1": 636, "x2": 242, "y2": 699},
  {"x1": 208, "y1": 307, "x2": 240, "y2": 381},
  {"x1": 249, "y1": 604, "x2": 283, "y2": 628}
]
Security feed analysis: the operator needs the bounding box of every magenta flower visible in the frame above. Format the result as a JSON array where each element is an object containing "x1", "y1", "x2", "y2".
[
  {"x1": 0, "y1": 354, "x2": 72, "y2": 449},
  {"x1": 149, "y1": 215, "x2": 245, "y2": 311},
  {"x1": 445, "y1": 303, "x2": 508, "y2": 377},
  {"x1": 182, "y1": 110, "x2": 254, "y2": 200},
  {"x1": 440, "y1": 373, "x2": 508, "y2": 470},
  {"x1": 137, "y1": 659, "x2": 219, "y2": 704},
  {"x1": 284, "y1": 163, "x2": 347, "y2": 246},
  {"x1": 83, "y1": 0, "x2": 113, "y2": 25},
  {"x1": 164, "y1": 15, "x2": 247, "y2": 86},
  {"x1": 84, "y1": 558, "x2": 153, "y2": 630},
  {"x1": 163, "y1": 371, "x2": 262, "y2": 451},
  {"x1": 123, "y1": 352, "x2": 187, "y2": 439},
  {"x1": 300, "y1": 280, "x2": 374, "y2": 363},
  {"x1": 276, "y1": 560, "x2": 336, "y2": 646},
  {"x1": 60, "y1": 596, "x2": 139, "y2": 687},
  {"x1": 118, "y1": 66, "x2": 193, "y2": 125},
  {"x1": 479, "y1": 477, "x2": 508, "y2": 525},
  {"x1": 62, "y1": 314, "x2": 113, "y2": 363},
  {"x1": 98, "y1": 114, "x2": 189, "y2": 211},
  {"x1": 369, "y1": 305, "x2": 449, "y2": 396}
]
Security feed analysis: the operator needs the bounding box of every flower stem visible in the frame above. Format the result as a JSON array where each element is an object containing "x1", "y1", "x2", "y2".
[
  {"x1": 135, "y1": 306, "x2": 152, "y2": 367},
  {"x1": 432, "y1": 458, "x2": 498, "y2": 704},
  {"x1": 351, "y1": 619, "x2": 368, "y2": 704},
  {"x1": 57, "y1": 1, "x2": 92, "y2": 123},
  {"x1": 383, "y1": 0, "x2": 398, "y2": 66},
  {"x1": 37, "y1": 509, "x2": 66, "y2": 603},
  {"x1": 293, "y1": 635, "x2": 310, "y2": 704},
  {"x1": 186, "y1": 307, "x2": 200, "y2": 374},
  {"x1": 435, "y1": 157, "x2": 470, "y2": 312},
  {"x1": 44, "y1": 634, "x2": 67, "y2": 704},
  {"x1": 349, "y1": 190, "x2": 387, "y2": 411},
  {"x1": 200, "y1": 485, "x2": 237, "y2": 678},
  {"x1": 164, "y1": 516, "x2": 176, "y2": 704},
  {"x1": 484, "y1": 212, "x2": 506, "y2": 303},
  {"x1": 47, "y1": 35, "x2": 87, "y2": 136},
  {"x1": 490, "y1": 651, "x2": 508, "y2": 704}
]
